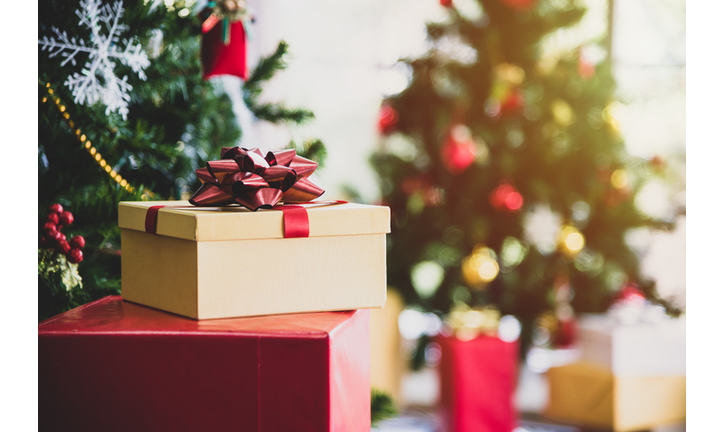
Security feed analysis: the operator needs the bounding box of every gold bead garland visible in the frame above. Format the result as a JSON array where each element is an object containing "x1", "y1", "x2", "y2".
[{"x1": 40, "y1": 80, "x2": 139, "y2": 195}]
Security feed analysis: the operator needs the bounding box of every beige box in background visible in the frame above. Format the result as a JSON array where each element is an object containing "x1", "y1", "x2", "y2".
[
  {"x1": 119, "y1": 200, "x2": 390, "y2": 319},
  {"x1": 370, "y1": 288, "x2": 405, "y2": 402},
  {"x1": 546, "y1": 361, "x2": 685, "y2": 432}
]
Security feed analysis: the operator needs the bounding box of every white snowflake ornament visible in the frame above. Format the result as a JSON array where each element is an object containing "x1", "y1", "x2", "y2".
[{"x1": 39, "y1": 0, "x2": 150, "y2": 120}]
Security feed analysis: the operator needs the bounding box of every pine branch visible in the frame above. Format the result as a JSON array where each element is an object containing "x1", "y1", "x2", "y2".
[
  {"x1": 252, "y1": 103, "x2": 314, "y2": 124},
  {"x1": 371, "y1": 388, "x2": 397, "y2": 426},
  {"x1": 288, "y1": 139, "x2": 327, "y2": 168},
  {"x1": 245, "y1": 40, "x2": 289, "y2": 90},
  {"x1": 243, "y1": 41, "x2": 318, "y2": 126}
]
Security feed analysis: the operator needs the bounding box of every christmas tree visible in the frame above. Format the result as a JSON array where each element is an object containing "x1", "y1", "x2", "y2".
[
  {"x1": 38, "y1": 0, "x2": 323, "y2": 321},
  {"x1": 372, "y1": 0, "x2": 678, "y2": 347}
]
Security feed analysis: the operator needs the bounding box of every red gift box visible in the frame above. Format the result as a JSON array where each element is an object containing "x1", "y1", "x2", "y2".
[
  {"x1": 437, "y1": 335, "x2": 519, "y2": 432},
  {"x1": 38, "y1": 296, "x2": 370, "y2": 431}
]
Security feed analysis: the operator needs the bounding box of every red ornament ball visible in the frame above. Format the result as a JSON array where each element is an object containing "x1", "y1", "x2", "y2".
[
  {"x1": 500, "y1": 0, "x2": 537, "y2": 11},
  {"x1": 578, "y1": 57, "x2": 595, "y2": 80},
  {"x1": 56, "y1": 240, "x2": 72, "y2": 255},
  {"x1": 67, "y1": 248, "x2": 84, "y2": 264},
  {"x1": 554, "y1": 318, "x2": 578, "y2": 348},
  {"x1": 377, "y1": 104, "x2": 399, "y2": 135},
  {"x1": 441, "y1": 135, "x2": 476, "y2": 174},
  {"x1": 49, "y1": 203, "x2": 64, "y2": 214},
  {"x1": 47, "y1": 213, "x2": 60, "y2": 225},
  {"x1": 489, "y1": 183, "x2": 524, "y2": 212},
  {"x1": 58, "y1": 233, "x2": 67, "y2": 242},
  {"x1": 59, "y1": 211, "x2": 74, "y2": 227},
  {"x1": 70, "y1": 235, "x2": 86, "y2": 249},
  {"x1": 500, "y1": 88, "x2": 525, "y2": 115},
  {"x1": 43, "y1": 221, "x2": 57, "y2": 232}
]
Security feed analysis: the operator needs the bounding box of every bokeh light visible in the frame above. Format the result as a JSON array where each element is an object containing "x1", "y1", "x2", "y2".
[
  {"x1": 462, "y1": 246, "x2": 500, "y2": 287},
  {"x1": 398, "y1": 308, "x2": 443, "y2": 340},
  {"x1": 498, "y1": 315, "x2": 522, "y2": 343},
  {"x1": 559, "y1": 225, "x2": 585, "y2": 256},
  {"x1": 411, "y1": 261, "x2": 444, "y2": 299}
]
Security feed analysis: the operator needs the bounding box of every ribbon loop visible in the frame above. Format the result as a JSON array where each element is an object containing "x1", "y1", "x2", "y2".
[{"x1": 189, "y1": 146, "x2": 324, "y2": 210}]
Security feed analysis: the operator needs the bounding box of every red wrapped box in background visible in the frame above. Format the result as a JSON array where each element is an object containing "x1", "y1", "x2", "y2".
[
  {"x1": 38, "y1": 296, "x2": 370, "y2": 432},
  {"x1": 437, "y1": 334, "x2": 519, "y2": 432}
]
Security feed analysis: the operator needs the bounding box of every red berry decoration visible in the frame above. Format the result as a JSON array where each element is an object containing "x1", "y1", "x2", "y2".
[
  {"x1": 70, "y1": 235, "x2": 86, "y2": 249},
  {"x1": 58, "y1": 211, "x2": 74, "y2": 227},
  {"x1": 47, "y1": 213, "x2": 60, "y2": 225},
  {"x1": 67, "y1": 248, "x2": 83, "y2": 264},
  {"x1": 43, "y1": 221, "x2": 57, "y2": 232},
  {"x1": 377, "y1": 104, "x2": 399, "y2": 135},
  {"x1": 56, "y1": 240, "x2": 72, "y2": 255},
  {"x1": 58, "y1": 233, "x2": 67, "y2": 242},
  {"x1": 49, "y1": 203, "x2": 64, "y2": 214},
  {"x1": 44, "y1": 227, "x2": 61, "y2": 244}
]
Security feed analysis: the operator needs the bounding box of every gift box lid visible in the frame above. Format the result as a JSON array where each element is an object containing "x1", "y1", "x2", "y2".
[
  {"x1": 39, "y1": 296, "x2": 363, "y2": 336},
  {"x1": 118, "y1": 200, "x2": 390, "y2": 241}
]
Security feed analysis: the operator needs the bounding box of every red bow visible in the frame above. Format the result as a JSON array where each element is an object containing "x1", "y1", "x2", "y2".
[{"x1": 189, "y1": 147, "x2": 324, "y2": 211}]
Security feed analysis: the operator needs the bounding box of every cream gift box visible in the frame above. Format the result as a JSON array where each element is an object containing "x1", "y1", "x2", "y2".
[
  {"x1": 545, "y1": 313, "x2": 685, "y2": 431},
  {"x1": 119, "y1": 200, "x2": 390, "y2": 319}
]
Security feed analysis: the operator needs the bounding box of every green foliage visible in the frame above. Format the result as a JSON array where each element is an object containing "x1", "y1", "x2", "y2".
[
  {"x1": 371, "y1": 0, "x2": 678, "y2": 339},
  {"x1": 38, "y1": 1, "x2": 324, "y2": 321},
  {"x1": 371, "y1": 388, "x2": 397, "y2": 426},
  {"x1": 244, "y1": 40, "x2": 315, "y2": 125},
  {"x1": 288, "y1": 138, "x2": 328, "y2": 168}
]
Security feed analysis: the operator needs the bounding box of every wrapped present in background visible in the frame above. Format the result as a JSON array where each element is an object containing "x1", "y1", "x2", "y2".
[
  {"x1": 545, "y1": 289, "x2": 685, "y2": 431},
  {"x1": 436, "y1": 306, "x2": 520, "y2": 432},
  {"x1": 39, "y1": 296, "x2": 371, "y2": 431}
]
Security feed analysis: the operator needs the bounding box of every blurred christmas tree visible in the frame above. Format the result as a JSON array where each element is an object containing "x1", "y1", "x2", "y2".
[
  {"x1": 371, "y1": 0, "x2": 678, "y2": 347},
  {"x1": 38, "y1": 0, "x2": 322, "y2": 321}
]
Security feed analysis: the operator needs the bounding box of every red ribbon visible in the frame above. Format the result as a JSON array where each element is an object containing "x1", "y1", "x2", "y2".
[
  {"x1": 141, "y1": 149, "x2": 338, "y2": 238},
  {"x1": 144, "y1": 201, "x2": 348, "y2": 239}
]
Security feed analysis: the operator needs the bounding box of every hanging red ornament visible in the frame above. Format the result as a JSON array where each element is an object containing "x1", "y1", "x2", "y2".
[
  {"x1": 578, "y1": 55, "x2": 595, "y2": 80},
  {"x1": 441, "y1": 125, "x2": 476, "y2": 174},
  {"x1": 200, "y1": 2, "x2": 253, "y2": 81},
  {"x1": 617, "y1": 282, "x2": 646, "y2": 305},
  {"x1": 377, "y1": 104, "x2": 399, "y2": 135},
  {"x1": 649, "y1": 155, "x2": 666, "y2": 170},
  {"x1": 500, "y1": 88, "x2": 525, "y2": 115},
  {"x1": 489, "y1": 183, "x2": 524, "y2": 212},
  {"x1": 553, "y1": 318, "x2": 577, "y2": 348},
  {"x1": 49, "y1": 203, "x2": 64, "y2": 214},
  {"x1": 500, "y1": 0, "x2": 537, "y2": 11}
]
